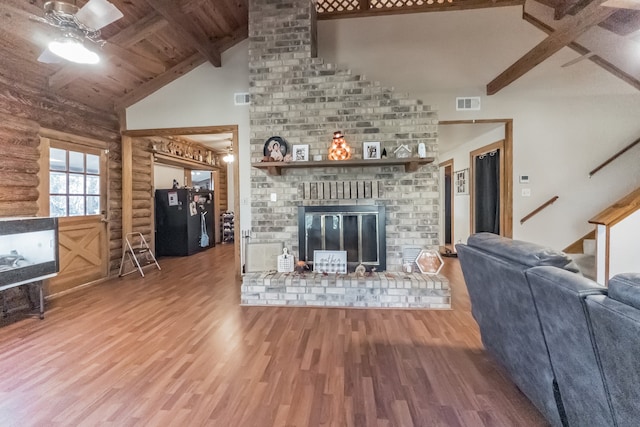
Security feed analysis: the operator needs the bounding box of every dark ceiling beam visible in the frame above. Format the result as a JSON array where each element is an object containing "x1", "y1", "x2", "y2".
[
  {"x1": 523, "y1": 12, "x2": 640, "y2": 91},
  {"x1": 486, "y1": 0, "x2": 617, "y2": 95},
  {"x1": 144, "y1": 0, "x2": 222, "y2": 67},
  {"x1": 317, "y1": 0, "x2": 524, "y2": 20},
  {"x1": 553, "y1": 0, "x2": 586, "y2": 20}
]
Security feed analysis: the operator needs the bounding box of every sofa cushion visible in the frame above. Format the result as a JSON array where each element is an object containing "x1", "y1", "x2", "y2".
[
  {"x1": 526, "y1": 266, "x2": 614, "y2": 427},
  {"x1": 608, "y1": 273, "x2": 640, "y2": 310},
  {"x1": 586, "y1": 293, "x2": 640, "y2": 427},
  {"x1": 467, "y1": 233, "x2": 580, "y2": 273}
]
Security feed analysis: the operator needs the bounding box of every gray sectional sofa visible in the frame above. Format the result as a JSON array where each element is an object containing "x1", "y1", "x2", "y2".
[{"x1": 457, "y1": 233, "x2": 640, "y2": 427}]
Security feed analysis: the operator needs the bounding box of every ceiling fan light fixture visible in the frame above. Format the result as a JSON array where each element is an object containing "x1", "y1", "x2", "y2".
[{"x1": 48, "y1": 35, "x2": 100, "y2": 64}]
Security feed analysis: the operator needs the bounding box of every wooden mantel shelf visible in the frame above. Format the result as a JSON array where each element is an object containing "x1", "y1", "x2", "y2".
[
  {"x1": 153, "y1": 151, "x2": 220, "y2": 171},
  {"x1": 252, "y1": 157, "x2": 435, "y2": 175}
]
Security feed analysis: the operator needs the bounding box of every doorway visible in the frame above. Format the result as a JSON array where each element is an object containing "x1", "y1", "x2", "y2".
[
  {"x1": 438, "y1": 119, "x2": 513, "y2": 240},
  {"x1": 38, "y1": 130, "x2": 110, "y2": 295},
  {"x1": 471, "y1": 140, "x2": 504, "y2": 235},
  {"x1": 439, "y1": 159, "x2": 454, "y2": 249},
  {"x1": 121, "y1": 125, "x2": 241, "y2": 275}
]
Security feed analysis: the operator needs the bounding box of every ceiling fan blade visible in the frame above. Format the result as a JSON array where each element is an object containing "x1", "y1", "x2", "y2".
[
  {"x1": 38, "y1": 48, "x2": 62, "y2": 64},
  {"x1": 76, "y1": 0, "x2": 124, "y2": 30},
  {"x1": 602, "y1": 0, "x2": 640, "y2": 9},
  {"x1": 561, "y1": 52, "x2": 595, "y2": 68}
]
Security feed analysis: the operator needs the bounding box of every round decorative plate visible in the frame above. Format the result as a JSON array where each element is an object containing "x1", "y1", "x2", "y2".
[{"x1": 263, "y1": 136, "x2": 288, "y2": 161}]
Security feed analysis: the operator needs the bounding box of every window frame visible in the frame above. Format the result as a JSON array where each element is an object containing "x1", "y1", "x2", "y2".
[{"x1": 48, "y1": 140, "x2": 107, "y2": 219}]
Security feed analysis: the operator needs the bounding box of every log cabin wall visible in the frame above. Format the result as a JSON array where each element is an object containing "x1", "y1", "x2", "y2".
[
  {"x1": 0, "y1": 75, "x2": 121, "y2": 310},
  {"x1": 131, "y1": 140, "x2": 154, "y2": 246}
]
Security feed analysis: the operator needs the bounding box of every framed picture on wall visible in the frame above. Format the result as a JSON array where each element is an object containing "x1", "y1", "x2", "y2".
[
  {"x1": 363, "y1": 141, "x2": 381, "y2": 160},
  {"x1": 292, "y1": 144, "x2": 309, "y2": 161},
  {"x1": 455, "y1": 168, "x2": 468, "y2": 195}
]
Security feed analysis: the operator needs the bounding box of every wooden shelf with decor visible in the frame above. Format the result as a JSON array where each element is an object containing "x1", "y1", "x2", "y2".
[
  {"x1": 152, "y1": 151, "x2": 221, "y2": 171},
  {"x1": 252, "y1": 157, "x2": 435, "y2": 176}
]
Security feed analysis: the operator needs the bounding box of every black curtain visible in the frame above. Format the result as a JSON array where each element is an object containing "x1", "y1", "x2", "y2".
[
  {"x1": 475, "y1": 151, "x2": 500, "y2": 234},
  {"x1": 444, "y1": 174, "x2": 452, "y2": 244}
]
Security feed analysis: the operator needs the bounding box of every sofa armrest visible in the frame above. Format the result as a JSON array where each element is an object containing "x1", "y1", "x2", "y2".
[{"x1": 608, "y1": 273, "x2": 640, "y2": 310}]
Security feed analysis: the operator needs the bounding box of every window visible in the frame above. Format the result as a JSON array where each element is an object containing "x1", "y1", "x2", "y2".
[{"x1": 49, "y1": 147, "x2": 101, "y2": 217}]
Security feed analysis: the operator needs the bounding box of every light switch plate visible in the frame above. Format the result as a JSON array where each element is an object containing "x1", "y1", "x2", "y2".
[{"x1": 270, "y1": 193, "x2": 277, "y2": 202}]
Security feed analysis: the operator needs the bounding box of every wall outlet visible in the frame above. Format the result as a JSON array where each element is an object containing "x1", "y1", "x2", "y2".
[
  {"x1": 270, "y1": 193, "x2": 277, "y2": 202},
  {"x1": 521, "y1": 188, "x2": 531, "y2": 197}
]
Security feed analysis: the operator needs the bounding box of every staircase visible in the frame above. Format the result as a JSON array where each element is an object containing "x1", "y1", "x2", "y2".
[{"x1": 568, "y1": 238, "x2": 596, "y2": 281}]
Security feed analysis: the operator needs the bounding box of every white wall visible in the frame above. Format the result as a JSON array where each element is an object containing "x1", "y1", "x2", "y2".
[
  {"x1": 318, "y1": 8, "x2": 640, "y2": 250},
  {"x1": 154, "y1": 164, "x2": 184, "y2": 190},
  {"x1": 126, "y1": 40, "x2": 251, "y2": 230},
  {"x1": 609, "y1": 210, "x2": 640, "y2": 279}
]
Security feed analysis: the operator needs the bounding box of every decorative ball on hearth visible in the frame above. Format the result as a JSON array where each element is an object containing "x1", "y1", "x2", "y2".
[{"x1": 328, "y1": 131, "x2": 352, "y2": 160}]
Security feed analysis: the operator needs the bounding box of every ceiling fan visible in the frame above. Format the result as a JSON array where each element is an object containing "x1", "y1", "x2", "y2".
[{"x1": 31, "y1": 0, "x2": 124, "y2": 65}]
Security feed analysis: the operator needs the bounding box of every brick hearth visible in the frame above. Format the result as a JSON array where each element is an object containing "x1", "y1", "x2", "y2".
[{"x1": 242, "y1": 272, "x2": 450, "y2": 309}]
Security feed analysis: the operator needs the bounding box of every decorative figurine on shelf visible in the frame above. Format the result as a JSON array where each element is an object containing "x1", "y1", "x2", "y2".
[
  {"x1": 172, "y1": 179, "x2": 179, "y2": 189},
  {"x1": 394, "y1": 144, "x2": 412, "y2": 158},
  {"x1": 328, "y1": 131, "x2": 352, "y2": 160},
  {"x1": 355, "y1": 264, "x2": 366, "y2": 277}
]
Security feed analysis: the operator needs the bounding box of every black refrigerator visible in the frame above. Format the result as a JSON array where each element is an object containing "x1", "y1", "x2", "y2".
[{"x1": 155, "y1": 189, "x2": 215, "y2": 256}]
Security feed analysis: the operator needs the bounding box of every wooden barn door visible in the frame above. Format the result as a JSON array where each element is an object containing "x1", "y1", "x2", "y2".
[{"x1": 41, "y1": 136, "x2": 109, "y2": 295}]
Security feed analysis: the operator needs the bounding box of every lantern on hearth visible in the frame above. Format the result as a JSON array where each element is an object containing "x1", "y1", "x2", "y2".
[{"x1": 328, "y1": 131, "x2": 352, "y2": 161}]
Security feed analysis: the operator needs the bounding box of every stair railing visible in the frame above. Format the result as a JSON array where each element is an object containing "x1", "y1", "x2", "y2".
[
  {"x1": 520, "y1": 196, "x2": 559, "y2": 225},
  {"x1": 589, "y1": 187, "x2": 640, "y2": 285},
  {"x1": 589, "y1": 136, "x2": 640, "y2": 178}
]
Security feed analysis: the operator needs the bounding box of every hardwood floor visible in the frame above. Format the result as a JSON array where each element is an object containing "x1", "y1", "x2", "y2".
[{"x1": 0, "y1": 244, "x2": 548, "y2": 426}]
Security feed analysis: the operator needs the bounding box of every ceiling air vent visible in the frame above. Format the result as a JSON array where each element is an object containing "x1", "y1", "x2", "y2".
[
  {"x1": 456, "y1": 97, "x2": 481, "y2": 111},
  {"x1": 234, "y1": 92, "x2": 250, "y2": 106}
]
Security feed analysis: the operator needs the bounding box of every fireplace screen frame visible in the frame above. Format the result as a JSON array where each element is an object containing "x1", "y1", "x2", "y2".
[{"x1": 298, "y1": 205, "x2": 386, "y2": 272}]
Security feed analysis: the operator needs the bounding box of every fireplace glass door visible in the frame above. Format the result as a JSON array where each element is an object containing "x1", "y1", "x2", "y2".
[{"x1": 301, "y1": 205, "x2": 385, "y2": 271}]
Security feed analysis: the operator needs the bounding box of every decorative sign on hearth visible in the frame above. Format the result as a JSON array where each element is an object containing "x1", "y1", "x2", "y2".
[
  {"x1": 313, "y1": 250, "x2": 347, "y2": 274},
  {"x1": 277, "y1": 247, "x2": 295, "y2": 273}
]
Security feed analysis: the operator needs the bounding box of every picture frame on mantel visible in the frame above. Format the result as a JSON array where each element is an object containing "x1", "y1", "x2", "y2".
[
  {"x1": 363, "y1": 141, "x2": 381, "y2": 160},
  {"x1": 292, "y1": 144, "x2": 309, "y2": 161}
]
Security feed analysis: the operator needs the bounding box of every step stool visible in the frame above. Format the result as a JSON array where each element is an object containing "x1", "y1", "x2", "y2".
[{"x1": 119, "y1": 232, "x2": 161, "y2": 277}]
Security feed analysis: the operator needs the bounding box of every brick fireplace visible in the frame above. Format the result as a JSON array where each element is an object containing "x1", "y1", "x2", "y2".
[{"x1": 242, "y1": 0, "x2": 449, "y2": 308}]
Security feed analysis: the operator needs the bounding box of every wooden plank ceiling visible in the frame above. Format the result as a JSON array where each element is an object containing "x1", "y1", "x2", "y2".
[
  {"x1": 0, "y1": 0, "x2": 637, "y2": 116},
  {"x1": 0, "y1": 0, "x2": 248, "y2": 113}
]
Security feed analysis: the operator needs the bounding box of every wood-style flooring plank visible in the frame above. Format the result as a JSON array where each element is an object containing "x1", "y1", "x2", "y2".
[{"x1": 0, "y1": 245, "x2": 548, "y2": 426}]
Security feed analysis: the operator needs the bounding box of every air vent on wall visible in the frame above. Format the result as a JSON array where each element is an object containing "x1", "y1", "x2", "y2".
[
  {"x1": 234, "y1": 92, "x2": 250, "y2": 106},
  {"x1": 456, "y1": 97, "x2": 481, "y2": 111}
]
